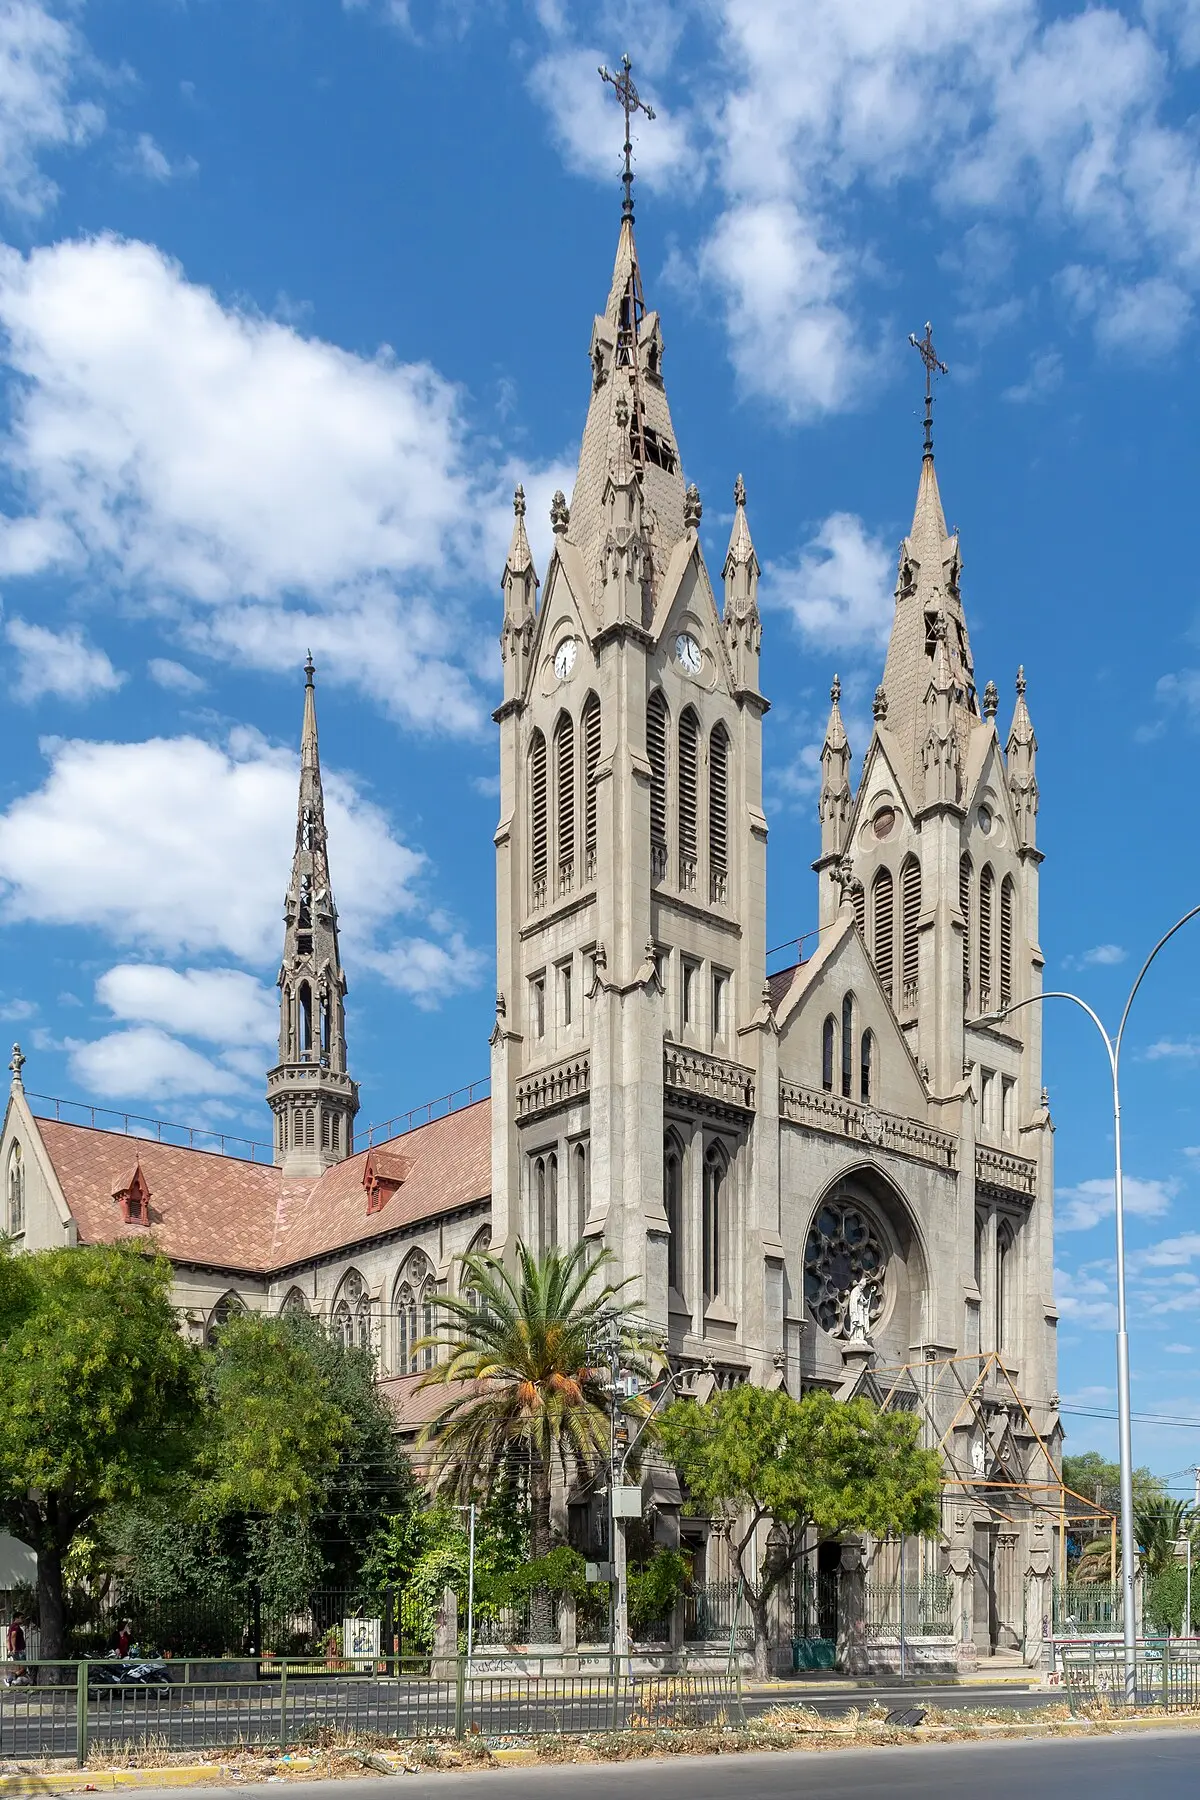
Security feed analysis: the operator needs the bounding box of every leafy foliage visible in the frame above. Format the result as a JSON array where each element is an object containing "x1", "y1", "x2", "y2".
[
  {"x1": 658, "y1": 1385, "x2": 941, "y2": 1674},
  {"x1": 0, "y1": 1245, "x2": 202, "y2": 1658},
  {"x1": 627, "y1": 1549, "x2": 690, "y2": 1629},
  {"x1": 417, "y1": 1241, "x2": 653, "y2": 1560}
]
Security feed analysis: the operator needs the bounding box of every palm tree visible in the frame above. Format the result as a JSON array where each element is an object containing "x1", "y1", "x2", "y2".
[
  {"x1": 416, "y1": 1240, "x2": 653, "y2": 1637},
  {"x1": 1076, "y1": 1500, "x2": 1197, "y2": 1580}
]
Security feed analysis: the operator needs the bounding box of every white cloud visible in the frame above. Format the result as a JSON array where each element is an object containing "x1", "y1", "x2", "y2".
[
  {"x1": 1054, "y1": 1262, "x2": 1117, "y2": 1328},
  {"x1": 0, "y1": 234, "x2": 489, "y2": 731},
  {"x1": 147, "y1": 657, "x2": 205, "y2": 694},
  {"x1": 361, "y1": 932, "x2": 488, "y2": 1011},
  {"x1": 123, "y1": 132, "x2": 197, "y2": 184},
  {"x1": 0, "y1": 0, "x2": 103, "y2": 216},
  {"x1": 529, "y1": 46, "x2": 693, "y2": 196},
  {"x1": 95, "y1": 965, "x2": 278, "y2": 1048},
  {"x1": 1164, "y1": 1343, "x2": 1195, "y2": 1354},
  {"x1": 1144, "y1": 1038, "x2": 1200, "y2": 1061},
  {"x1": 1057, "y1": 1173, "x2": 1176, "y2": 1231},
  {"x1": 766, "y1": 511, "x2": 893, "y2": 650},
  {"x1": 68, "y1": 1025, "x2": 242, "y2": 1103},
  {"x1": 0, "y1": 731, "x2": 423, "y2": 961},
  {"x1": 1002, "y1": 350, "x2": 1063, "y2": 404},
  {"x1": 1134, "y1": 1232, "x2": 1200, "y2": 1270},
  {"x1": 1063, "y1": 942, "x2": 1127, "y2": 969},
  {"x1": 5, "y1": 618, "x2": 123, "y2": 702}
]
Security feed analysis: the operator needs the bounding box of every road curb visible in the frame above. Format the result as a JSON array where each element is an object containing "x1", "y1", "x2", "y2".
[{"x1": 0, "y1": 1767, "x2": 230, "y2": 1794}]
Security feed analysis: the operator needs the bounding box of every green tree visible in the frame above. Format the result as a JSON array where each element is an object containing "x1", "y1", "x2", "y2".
[
  {"x1": 1063, "y1": 1451, "x2": 1166, "y2": 1517},
  {"x1": 0, "y1": 1245, "x2": 202, "y2": 1662},
  {"x1": 658, "y1": 1385, "x2": 942, "y2": 1676},
  {"x1": 417, "y1": 1241, "x2": 651, "y2": 1638}
]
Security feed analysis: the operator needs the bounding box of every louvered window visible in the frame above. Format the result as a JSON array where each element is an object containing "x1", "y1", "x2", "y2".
[
  {"x1": 554, "y1": 713, "x2": 575, "y2": 895},
  {"x1": 852, "y1": 884, "x2": 865, "y2": 937},
  {"x1": 960, "y1": 854, "x2": 973, "y2": 1007},
  {"x1": 647, "y1": 690, "x2": 668, "y2": 881},
  {"x1": 678, "y1": 708, "x2": 699, "y2": 891},
  {"x1": 901, "y1": 856, "x2": 921, "y2": 1010},
  {"x1": 1000, "y1": 876, "x2": 1015, "y2": 1008},
  {"x1": 872, "y1": 868, "x2": 894, "y2": 1001},
  {"x1": 979, "y1": 865, "x2": 994, "y2": 1009},
  {"x1": 582, "y1": 693, "x2": 600, "y2": 880},
  {"x1": 529, "y1": 730, "x2": 547, "y2": 906},
  {"x1": 709, "y1": 724, "x2": 729, "y2": 903}
]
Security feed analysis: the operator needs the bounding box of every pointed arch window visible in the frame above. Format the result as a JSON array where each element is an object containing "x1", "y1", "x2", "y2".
[
  {"x1": 900, "y1": 856, "x2": 921, "y2": 1010},
  {"x1": 281, "y1": 1287, "x2": 308, "y2": 1317},
  {"x1": 996, "y1": 1221, "x2": 1013, "y2": 1350},
  {"x1": 677, "y1": 707, "x2": 699, "y2": 891},
  {"x1": 531, "y1": 1150, "x2": 558, "y2": 1253},
  {"x1": 821, "y1": 1016, "x2": 836, "y2": 1093},
  {"x1": 979, "y1": 864, "x2": 995, "y2": 1008},
  {"x1": 841, "y1": 993, "x2": 855, "y2": 1098},
  {"x1": 572, "y1": 1139, "x2": 590, "y2": 1240},
  {"x1": 529, "y1": 729, "x2": 548, "y2": 907},
  {"x1": 647, "y1": 689, "x2": 668, "y2": 882},
  {"x1": 872, "y1": 869, "x2": 894, "y2": 1001},
  {"x1": 860, "y1": 1029, "x2": 874, "y2": 1105},
  {"x1": 999, "y1": 876, "x2": 1016, "y2": 1009},
  {"x1": 554, "y1": 712, "x2": 575, "y2": 895},
  {"x1": 206, "y1": 1290, "x2": 247, "y2": 1348},
  {"x1": 664, "y1": 1134, "x2": 683, "y2": 1295},
  {"x1": 702, "y1": 1141, "x2": 727, "y2": 1305},
  {"x1": 708, "y1": 724, "x2": 729, "y2": 903},
  {"x1": 960, "y1": 853, "x2": 973, "y2": 1008},
  {"x1": 582, "y1": 692, "x2": 601, "y2": 881},
  {"x1": 394, "y1": 1282, "x2": 416, "y2": 1373},
  {"x1": 299, "y1": 982, "x2": 313, "y2": 1058},
  {"x1": 6, "y1": 1141, "x2": 24, "y2": 1236}
]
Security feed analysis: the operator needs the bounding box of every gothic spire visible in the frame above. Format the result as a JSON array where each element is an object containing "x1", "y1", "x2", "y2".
[
  {"x1": 266, "y1": 659, "x2": 358, "y2": 1176},
  {"x1": 723, "y1": 472, "x2": 762, "y2": 692},
  {"x1": 500, "y1": 484, "x2": 538, "y2": 703},
  {"x1": 1006, "y1": 665, "x2": 1039, "y2": 850},
  {"x1": 819, "y1": 674, "x2": 853, "y2": 859},
  {"x1": 877, "y1": 348, "x2": 980, "y2": 799}
]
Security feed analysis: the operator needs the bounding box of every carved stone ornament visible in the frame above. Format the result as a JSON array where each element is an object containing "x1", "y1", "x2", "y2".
[
  {"x1": 872, "y1": 685, "x2": 888, "y2": 721},
  {"x1": 683, "y1": 482, "x2": 702, "y2": 529},
  {"x1": 804, "y1": 1198, "x2": 886, "y2": 1339},
  {"x1": 550, "y1": 490, "x2": 570, "y2": 535}
]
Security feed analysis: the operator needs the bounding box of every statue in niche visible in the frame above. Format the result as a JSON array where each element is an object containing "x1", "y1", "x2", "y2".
[{"x1": 844, "y1": 1275, "x2": 878, "y2": 1343}]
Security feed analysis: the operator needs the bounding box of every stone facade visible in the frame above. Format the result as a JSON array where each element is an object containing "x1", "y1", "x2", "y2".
[{"x1": 0, "y1": 204, "x2": 1061, "y2": 1658}]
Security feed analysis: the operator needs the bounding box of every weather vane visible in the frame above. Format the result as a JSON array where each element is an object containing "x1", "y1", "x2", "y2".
[
  {"x1": 908, "y1": 321, "x2": 947, "y2": 456},
  {"x1": 599, "y1": 53, "x2": 656, "y2": 222}
]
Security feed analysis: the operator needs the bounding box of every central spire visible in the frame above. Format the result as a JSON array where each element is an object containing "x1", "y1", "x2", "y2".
[
  {"x1": 599, "y1": 52, "x2": 656, "y2": 224},
  {"x1": 266, "y1": 659, "x2": 359, "y2": 1176}
]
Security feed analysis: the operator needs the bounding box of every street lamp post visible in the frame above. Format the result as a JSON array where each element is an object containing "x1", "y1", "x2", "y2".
[{"x1": 974, "y1": 903, "x2": 1200, "y2": 1705}]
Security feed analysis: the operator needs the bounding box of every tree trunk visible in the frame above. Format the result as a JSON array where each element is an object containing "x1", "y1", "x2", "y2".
[
  {"x1": 529, "y1": 1456, "x2": 554, "y2": 1643},
  {"x1": 749, "y1": 1590, "x2": 771, "y2": 1680},
  {"x1": 37, "y1": 1536, "x2": 67, "y2": 1672}
]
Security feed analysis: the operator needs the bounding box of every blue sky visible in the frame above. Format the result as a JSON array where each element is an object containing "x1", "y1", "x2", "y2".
[{"x1": 0, "y1": 0, "x2": 1198, "y2": 1480}]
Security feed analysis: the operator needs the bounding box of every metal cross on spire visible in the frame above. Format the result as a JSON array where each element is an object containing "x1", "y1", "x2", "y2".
[
  {"x1": 908, "y1": 321, "x2": 948, "y2": 457},
  {"x1": 599, "y1": 53, "x2": 656, "y2": 221}
]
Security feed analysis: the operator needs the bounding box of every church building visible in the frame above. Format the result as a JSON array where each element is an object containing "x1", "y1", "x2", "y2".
[{"x1": 1, "y1": 182, "x2": 1062, "y2": 1657}]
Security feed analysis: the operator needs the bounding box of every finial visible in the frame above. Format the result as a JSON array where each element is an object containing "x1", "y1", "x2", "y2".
[
  {"x1": 550, "y1": 490, "x2": 570, "y2": 535},
  {"x1": 513, "y1": 484, "x2": 526, "y2": 518},
  {"x1": 873, "y1": 684, "x2": 888, "y2": 721},
  {"x1": 734, "y1": 473, "x2": 746, "y2": 508},
  {"x1": 908, "y1": 321, "x2": 947, "y2": 457},
  {"x1": 1016, "y1": 664, "x2": 1027, "y2": 698},
  {"x1": 304, "y1": 650, "x2": 315, "y2": 686},
  {"x1": 830, "y1": 673, "x2": 841, "y2": 705},
  {"x1": 9, "y1": 1043, "x2": 25, "y2": 1085},
  {"x1": 599, "y1": 53, "x2": 656, "y2": 223},
  {"x1": 983, "y1": 679, "x2": 999, "y2": 721},
  {"x1": 684, "y1": 482, "x2": 702, "y2": 529}
]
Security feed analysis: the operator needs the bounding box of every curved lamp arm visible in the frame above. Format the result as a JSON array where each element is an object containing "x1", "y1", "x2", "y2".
[{"x1": 1115, "y1": 903, "x2": 1200, "y2": 1074}]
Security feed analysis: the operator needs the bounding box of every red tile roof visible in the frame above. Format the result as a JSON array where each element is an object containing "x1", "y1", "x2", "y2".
[
  {"x1": 34, "y1": 1097, "x2": 492, "y2": 1276},
  {"x1": 767, "y1": 963, "x2": 800, "y2": 1013}
]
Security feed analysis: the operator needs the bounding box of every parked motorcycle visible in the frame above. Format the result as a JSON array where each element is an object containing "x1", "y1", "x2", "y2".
[{"x1": 88, "y1": 1654, "x2": 171, "y2": 1695}]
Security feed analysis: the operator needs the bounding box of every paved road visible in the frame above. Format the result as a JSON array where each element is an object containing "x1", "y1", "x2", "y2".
[{"x1": 121, "y1": 1733, "x2": 1200, "y2": 1799}]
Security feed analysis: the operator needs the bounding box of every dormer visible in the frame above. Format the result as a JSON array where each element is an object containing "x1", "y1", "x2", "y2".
[
  {"x1": 112, "y1": 1160, "x2": 152, "y2": 1227},
  {"x1": 363, "y1": 1148, "x2": 411, "y2": 1216}
]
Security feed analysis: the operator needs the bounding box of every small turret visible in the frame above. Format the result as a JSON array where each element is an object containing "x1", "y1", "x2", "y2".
[
  {"x1": 599, "y1": 393, "x2": 651, "y2": 626},
  {"x1": 921, "y1": 613, "x2": 961, "y2": 808},
  {"x1": 1006, "y1": 665, "x2": 1039, "y2": 849},
  {"x1": 500, "y1": 485, "x2": 539, "y2": 704},
  {"x1": 723, "y1": 473, "x2": 762, "y2": 693},
  {"x1": 818, "y1": 674, "x2": 852, "y2": 859}
]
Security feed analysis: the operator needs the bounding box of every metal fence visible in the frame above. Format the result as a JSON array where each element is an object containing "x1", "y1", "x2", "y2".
[
  {"x1": 64, "y1": 1589, "x2": 425, "y2": 1662},
  {"x1": 1061, "y1": 1639, "x2": 1200, "y2": 1713},
  {"x1": 863, "y1": 1576, "x2": 953, "y2": 1640},
  {"x1": 0, "y1": 1660, "x2": 742, "y2": 1764},
  {"x1": 1053, "y1": 1581, "x2": 1120, "y2": 1637},
  {"x1": 683, "y1": 1582, "x2": 752, "y2": 1648}
]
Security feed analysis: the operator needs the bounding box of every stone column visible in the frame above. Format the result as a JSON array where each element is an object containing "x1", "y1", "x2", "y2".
[
  {"x1": 836, "y1": 1540, "x2": 867, "y2": 1674},
  {"x1": 432, "y1": 1588, "x2": 458, "y2": 1680}
]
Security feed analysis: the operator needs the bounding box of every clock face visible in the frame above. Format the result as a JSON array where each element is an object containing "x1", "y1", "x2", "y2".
[
  {"x1": 675, "y1": 632, "x2": 702, "y2": 674},
  {"x1": 553, "y1": 638, "x2": 577, "y2": 681}
]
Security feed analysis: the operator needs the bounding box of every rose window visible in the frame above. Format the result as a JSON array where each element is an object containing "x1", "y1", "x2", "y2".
[{"x1": 804, "y1": 1200, "x2": 887, "y2": 1337}]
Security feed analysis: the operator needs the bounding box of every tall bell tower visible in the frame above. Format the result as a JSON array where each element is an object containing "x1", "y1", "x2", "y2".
[
  {"x1": 267, "y1": 657, "x2": 359, "y2": 1177},
  {"x1": 490, "y1": 62, "x2": 774, "y2": 1369}
]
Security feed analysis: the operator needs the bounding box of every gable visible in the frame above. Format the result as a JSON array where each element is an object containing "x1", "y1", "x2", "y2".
[{"x1": 776, "y1": 918, "x2": 928, "y2": 1116}]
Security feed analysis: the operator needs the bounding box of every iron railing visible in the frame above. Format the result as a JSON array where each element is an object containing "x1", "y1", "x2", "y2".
[
  {"x1": 863, "y1": 1576, "x2": 953, "y2": 1639},
  {"x1": 1053, "y1": 1580, "x2": 1121, "y2": 1636},
  {"x1": 1061, "y1": 1638, "x2": 1200, "y2": 1712},
  {"x1": 0, "y1": 1660, "x2": 742, "y2": 1763}
]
